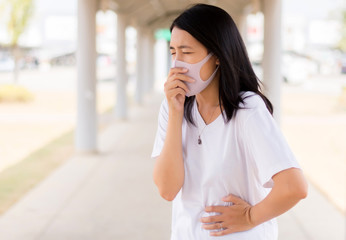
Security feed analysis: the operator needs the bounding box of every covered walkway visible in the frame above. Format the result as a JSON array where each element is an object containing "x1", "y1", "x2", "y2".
[
  {"x1": 76, "y1": 0, "x2": 283, "y2": 152},
  {"x1": 0, "y1": 93, "x2": 344, "y2": 240},
  {"x1": 0, "y1": 1, "x2": 344, "y2": 238}
]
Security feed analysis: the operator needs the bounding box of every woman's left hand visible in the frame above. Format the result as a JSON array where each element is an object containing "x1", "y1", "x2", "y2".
[{"x1": 200, "y1": 194, "x2": 256, "y2": 236}]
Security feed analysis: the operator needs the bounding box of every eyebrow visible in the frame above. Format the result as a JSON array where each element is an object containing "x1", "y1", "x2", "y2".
[{"x1": 169, "y1": 45, "x2": 193, "y2": 50}]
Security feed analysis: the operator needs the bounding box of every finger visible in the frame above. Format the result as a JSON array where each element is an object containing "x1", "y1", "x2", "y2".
[
  {"x1": 222, "y1": 194, "x2": 245, "y2": 204},
  {"x1": 209, "y1": 227, "x2": 233, "y2": 237},
  {"x1": 205, "y1": 206, "x2": 227, "y2": 213},
  {"x1": 165, "y1": 80, "x2": 189, "y2": 94},
  {"x1": 200, "y1": 215, "x2": 223, "y2": 224},
  {"x1": 202, "y1": 222, "x2": 224, "y2": 230},
  {"x1": 168, "y1": 67, "x2": 188, "y2": 77},
  {"x1": 168, "y1": 73, "x2": 195, "y2": 83},
  {"x1": 167, "y1": 87, "x2": 186, "y2": 99},
  {"x1": 174, "y1": 73, "x2": 195, "y2": 83},
  {"x1": 165, "y1": 79, "x2": 189, "y2": 92}
]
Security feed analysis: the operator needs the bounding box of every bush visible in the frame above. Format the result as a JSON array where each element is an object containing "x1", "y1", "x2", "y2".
[{"x1": 0, "y1": 84, "x2": 34, "y2": 102}]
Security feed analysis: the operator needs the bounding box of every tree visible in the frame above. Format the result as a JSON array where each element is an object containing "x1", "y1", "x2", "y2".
[
  {"x1": 0, "y1": 0, "x2": 35, "y2": 84},
  {"x1": 338, "y1": 10, "x2": 346, "y2": 52}
]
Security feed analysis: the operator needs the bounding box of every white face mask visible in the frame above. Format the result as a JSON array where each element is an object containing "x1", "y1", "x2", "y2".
[{"x1": 172, "y1": 52, "x2": 219, "y2": 97}]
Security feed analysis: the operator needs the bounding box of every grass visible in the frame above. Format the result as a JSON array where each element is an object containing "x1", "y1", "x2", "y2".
[
  {"x1": 0, "y1": 130, "x2": 74, "y2": 215},
  {"x1": 0, "y1": 84, "x2": 34, "y2": 102},
  {"x1": 0, "y1": 104, "x2": 115, "y2": 215}
]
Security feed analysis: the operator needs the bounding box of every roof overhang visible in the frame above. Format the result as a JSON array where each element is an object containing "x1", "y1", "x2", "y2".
[{"x1": 98, "y1": 0, "x2": 263, "y2": 29}]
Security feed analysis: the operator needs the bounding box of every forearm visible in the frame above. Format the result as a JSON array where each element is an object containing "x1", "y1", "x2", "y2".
[
  {"x1": 251, "y1": 186, "x2": 302, "y2": 225},
  {"x1": 251, "y1": 169, "x2": 308, "y2": 226},
  {"x1": 153, "y1": 112, "x2": 185, "y2": 201}
]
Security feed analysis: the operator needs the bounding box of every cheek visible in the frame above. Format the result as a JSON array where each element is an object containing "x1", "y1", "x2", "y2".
[{"x1": 200, "y1": 61, "x2": 217, "y2": 81}]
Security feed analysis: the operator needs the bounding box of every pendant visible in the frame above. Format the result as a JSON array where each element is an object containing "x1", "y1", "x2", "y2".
[{"x1": 198, "y1": 136, "x2": 202, "y2": 145}]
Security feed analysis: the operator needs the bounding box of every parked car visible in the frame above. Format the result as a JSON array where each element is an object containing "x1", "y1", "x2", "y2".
[{"x1": 0, "y1": 57, "x2": 15, "y2": 72}]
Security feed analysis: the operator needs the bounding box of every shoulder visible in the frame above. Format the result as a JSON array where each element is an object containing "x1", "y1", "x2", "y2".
[
  {"x1": 234, "y1": 92, "x2": 275, "y2": 140},
  {"x1": 233, "y1": 91, "x2": 272, "y2": 126},
  {"x1": 237, "y1": 91, "x2": 269, "y2": 116},
  {"x1": 238, "y1": 91, "x2": 267, "y2": 110}
]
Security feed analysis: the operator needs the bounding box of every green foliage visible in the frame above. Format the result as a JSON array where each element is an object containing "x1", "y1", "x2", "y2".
[
  {"x1": 0, "y1": 130, "x2": 74, "y2": 214},
  {"x1": 0, "y1": 0, "x2": 35, "y2": 83},
  {"x1": 1, "y1": 0, "x2": 35, "y2": 47},
  {"x1": 338, "y1": 10, "x2": 346, "y2": 52},
  {"x1": 0, "y1": 84, "x2": 34, "y2": 102}
]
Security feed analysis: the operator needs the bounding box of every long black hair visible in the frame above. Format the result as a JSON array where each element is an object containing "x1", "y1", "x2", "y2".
[{"x1": 170, "y1": 3, "x2": 273, "y2": 125}]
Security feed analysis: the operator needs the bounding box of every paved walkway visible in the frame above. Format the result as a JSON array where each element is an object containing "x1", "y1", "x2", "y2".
[{"x1": 0, "y1": 92, "x2": 344, "y2": 240}]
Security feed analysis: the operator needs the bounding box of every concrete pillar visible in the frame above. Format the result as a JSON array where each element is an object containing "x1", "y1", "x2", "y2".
[
  {"x1": 142, "y1": 30, "x2": 155, "y2": 94},
  {"x1": 76, "y1": 0, "x2": 97, "y2": 152},
  {"x1": 262, "y1": 0, "x2": 282, "y2": 123},
  {"x1": 142, "y1": 31, "x2": 149, "y2": 94},
  {"x1": 148, "y1": 32, "x2": 156, "y2": 92},
  {"x1": 135, "y1": 27, "x2": 144, "y2": 103},
  {"x1": 154, "y1": 38, "x2": 169, "y2": 92},
  {"x1": 237, "y1": 13, "x2": 248, "y2": 43},
  {"x1": 115, "y1": 13, "x2": 128, "y2": 119}
]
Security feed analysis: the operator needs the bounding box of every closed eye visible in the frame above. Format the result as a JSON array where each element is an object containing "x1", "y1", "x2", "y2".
[{"x1": 170, "y1": 52, "x2": 193, "y2": 55}]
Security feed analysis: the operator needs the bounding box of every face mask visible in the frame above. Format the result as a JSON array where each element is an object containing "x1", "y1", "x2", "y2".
[{"x1": 172, "y1": 52, "x2": 219, "y2": 97}]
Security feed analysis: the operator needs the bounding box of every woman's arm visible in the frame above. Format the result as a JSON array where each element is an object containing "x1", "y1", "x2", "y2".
[
  {"x1": 153, "y1": 67, "x2": 194, "y2": 201},
  {"x1": 250, "y1": 168, "x2": 308, "y2": 225},
  {"x1": 201, "y1": 168, "x2": 308, "y2": 236},
  {"x1": 153, "y1": 111, "x2": 185, "y2": 201}
]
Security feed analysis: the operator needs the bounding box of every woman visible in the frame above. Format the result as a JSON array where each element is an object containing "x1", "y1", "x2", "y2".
[{"x1": 152, "y1": 4, "x2": 308, "y2": 240}]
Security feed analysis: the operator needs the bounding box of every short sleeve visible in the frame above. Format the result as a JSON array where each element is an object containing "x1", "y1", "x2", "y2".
[
  {"x1": 151, "y1": 98, "x2": 169, "y2": 158},
  {"x1": 242, "y1": 104, "x2": 300, "y2": 188}
]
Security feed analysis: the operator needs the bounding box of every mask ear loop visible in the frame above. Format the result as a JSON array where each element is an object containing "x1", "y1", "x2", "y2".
[
  {"x1": 197, "y1": 52, "x2": 214, "y2": 67},
  {"x1": 206, "y1": 64, "x2": 220, "y2": 83},
  {"x1": 197, "y1": 53, "x2": 217, "y2": 80}
]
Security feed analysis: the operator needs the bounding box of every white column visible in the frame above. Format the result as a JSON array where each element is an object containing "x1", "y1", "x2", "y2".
[
  {"x1": 115, "y1": 13, "x2": 128, "y2": 119},
  {"x1": 142, "y1": 31, "x2": 149, "y2": 94},
  {"x1": 262, "y1": 0, "x2": 282, "y2": 123},
  {"x1": 135, "y1": 27, "x2": 144, "y2": 103},
  {"x1": 76, "y1": 0, "x2": 97, "y2": 152},
  {"x1": 142, "y1": 30, "x2": 155, "y2": 94},
  {"x1": 237, "y1": 13, "x2": 248, "y2": 43},
  {"x1": 154, "y1": 38, "x2": 168, "y2": 92},
  {"x1": 147, "y1": 32, "x2": 155, "y2": 92}
]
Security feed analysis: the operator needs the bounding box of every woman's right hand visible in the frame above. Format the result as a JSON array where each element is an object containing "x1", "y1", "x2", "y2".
[{"x1": 164, "y1": 67, "x2": 195, "y2": 113}]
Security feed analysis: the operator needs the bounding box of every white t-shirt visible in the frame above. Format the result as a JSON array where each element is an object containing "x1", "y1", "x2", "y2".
[{"x1": 151, "y1": 91, "x2": 300, "y2": 240}]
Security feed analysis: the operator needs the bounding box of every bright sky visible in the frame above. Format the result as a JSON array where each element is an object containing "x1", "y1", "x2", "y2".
[
  {"x1": 0, "y1": 0, "x2": 342, "y2": 47},
  {"x1": 283, "y1": 0, "x2": 343, "y2": 19},
  {"x1": 36, "y1": 0, "x2": 77, "y2": 15}
]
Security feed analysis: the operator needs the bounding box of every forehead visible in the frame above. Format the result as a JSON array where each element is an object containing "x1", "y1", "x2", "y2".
[{"x1": 170, "y1": 27, "x2": 204, "y2": 48}]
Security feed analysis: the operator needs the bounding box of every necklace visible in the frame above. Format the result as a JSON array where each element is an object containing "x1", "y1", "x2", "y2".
[{"x1": 197, "y1": 104, "x2": 219, "y2": 145}]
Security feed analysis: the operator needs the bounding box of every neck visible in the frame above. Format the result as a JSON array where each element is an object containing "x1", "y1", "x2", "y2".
[{"x1": 196, "y1": 73, "x2": 220, "y2": 108}]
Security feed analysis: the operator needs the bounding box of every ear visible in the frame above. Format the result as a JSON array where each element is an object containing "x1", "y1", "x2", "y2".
[{"x1": 216, "y1": 58, "x2": 220, "y2": 65}]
